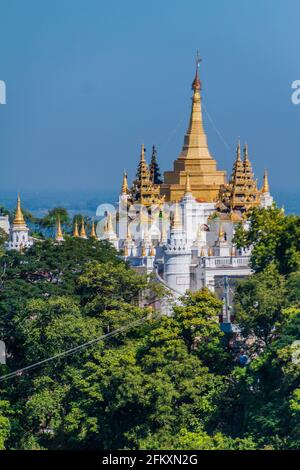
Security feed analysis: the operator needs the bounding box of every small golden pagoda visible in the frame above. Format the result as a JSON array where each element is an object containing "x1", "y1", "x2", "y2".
[
  {"x1": 218, "y1": 141, "x2": 261, "y2": 213},
  {"x1": 73, "y1": 220, "x2": 79, "y2": 237},
  {"x1": 13, "y1": 194, "x2": 26, "y2": 227},
  {"x1": 55, "y1": 217, "x2": 64, "y2": 242},
  {"x1": 129, "y1": 144, "x2": 164, "y2": 207},
  {"x1": 79, "y1": 216, "x2": 87, "y2": 239},
  {"x1": 160, "y1": 55, "x2": 226, "y2": 202},
  {"x1": 90, "y1": 219, "x2": 97, "y2": 238}
]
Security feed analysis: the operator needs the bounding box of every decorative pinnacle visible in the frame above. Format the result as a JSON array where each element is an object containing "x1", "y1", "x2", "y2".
[
  {"x1": 121, "y1": 171, "x2": 129, "y2": 195},
  {"x1": 243, "y1": 143, "x2": 249, "y2": 162},
  {"x1": 172, "y1": 202, "x2": 182, "y2": 229},
  {"x1": 73, "y1": 220, "x2": 79, "y2": 237},
  {"x1": 56, "y1": 216, "x2": 63, "y2": 241},
  {"x1": 80, "y1": 216, "x2": 87, "y2": 238},
  {"x1": 262, "y1": 169, "x2": 270, "y2": 194},
  {"x1": 192, "y1": 50, "x2": 202, "y2": 91},
  {"x1": 140, "y1": 144, "x2": 145, "y2": 161},
  {"x1": 236, "y1": 139, "x2": 241, "y2": 161},
  {"x1": 184, "y1": 171, "x2": 192, "y2": 195},
  {"x1": 218, "y1": 220, "x2": 225, "y2": 240},
  {"x1": 90, "y1": 219, "x2": 96, "y2": 238},
  {"x1": 13, "y1": 193, "x2": 26, "y2": 226}
]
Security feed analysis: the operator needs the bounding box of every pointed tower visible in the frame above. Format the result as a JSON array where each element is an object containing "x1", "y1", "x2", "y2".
[
  {"x1": 79, "y1": 217, "x2": 87, "y2": 239},
  {"x1": 73, "y1": 220, "x2": 79, "y2": 238},
  {"x1": 149, "y1": 145, "x2": 163, "y2": 184},
  {"x1": 260, "y1": 169, "x2": 273, "y2": 208},
  {"x1": 90, "y1": 219, "x2": 97, "y2": 239},
  {"x1": 161, "y1": 54, "x2": 226, "y2": 202},
  {"x1": 55, "y1": 217, "x2": 64, "y2": 242},
  {"x1": 130, "y1": 144, "x2": 164, "y2": 207},
  {"x1": 7, "y1": 194, "x2": 33, "y2": 251}
]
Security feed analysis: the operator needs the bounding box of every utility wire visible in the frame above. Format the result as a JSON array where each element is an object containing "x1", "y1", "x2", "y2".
[{"x1": 0, "y1": 314, "x2": 157, "y2": 383}]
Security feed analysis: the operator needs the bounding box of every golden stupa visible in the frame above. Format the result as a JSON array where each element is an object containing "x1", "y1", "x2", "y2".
[{"x1": 160, "y1": 56, "x2": 226, "y2": 202}]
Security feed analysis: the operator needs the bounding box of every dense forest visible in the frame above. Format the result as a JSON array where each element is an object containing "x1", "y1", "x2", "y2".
[{"x1": 0, "y1": 206, "x2": 299, "y2": 450}]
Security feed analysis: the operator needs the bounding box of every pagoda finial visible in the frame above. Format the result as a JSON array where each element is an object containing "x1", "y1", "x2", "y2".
[
  {"x1": 90, "y1": 219, "x2": 96, "y2": 238},
  {"x1": 140, "y1": 144, "x2": 145, "y2": 161},
  {"x1": 73, "y1": 220, "x2": 79, "y2": 237},
  {"x1": 80, "y1": 216, "x2": 87, "y2": 238},
  {"x1": 13, "y1": 193, "x2": 26, "y2": 226},
  {"x1": 172, "y1": 202, "x2": 182, "y2": 229},
  {"x1": 243, "y1": 143, "x2": 249, "y2": 162},
  {"x1": 218, "y1": 220, "x2": 225, "y2": 240},
  {"x1": 192, "y1": 50, "x2": 201, "y2": 91},
  {"x1": 55, "y1": 217, "x2": 64, "y2": 242},
  {"x1": 184, "y1": 171, "x2": 192, "y2": 195},
  {"x1": 236, "y1": 139, "x2": 241, "y2": 161},
  {"x1": 121, "y1": 171, "x2": 129, "y2": 195},
  {"x1": 262, "y1": 169, "x2": 270, "y2": 194}
]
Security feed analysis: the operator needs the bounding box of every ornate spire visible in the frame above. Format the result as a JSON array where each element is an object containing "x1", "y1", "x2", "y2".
[
  {"x1": 192, "y1": 51, "x2": 201, "y2": 91},
  {"x1": 13, "y1": 194, "x2": 26, "y2": 226},
  {"x1": 218, "y1": 220, "x2": 225, "y2": 241},
  {"x1": 126, "y1": 223, "x2": 132, "y2": 241},
  {"x1": 184, "y1": 171, "x2": 192, "y2": 195},
  {"x1": 121, "y1": 171, "x2": 129, "y2": 195},
  {"x1": 172, "y1": 202, "x2": 182, "y2": 229},
  {"x1": 55, "y1": 217, "x2": 64, "y2": 242},
  {"x1": 180, "y1": 52, "x2": 211, "y2": 160},
  {"x1": 80, "y1": 216, "x2": 87, "y2": 238},
  {"x1": 236, "y1": 139, "x2": 241, "y2": 161},
  {"x1": 262, "y1": 169, "x2": 270, "y2": 194},
  {"x1": 243, "y1": 143, "x2": 249, "y2": 162},
  {"x1": 73, "y1": 220, "x2": 79, "y2": 237},
  {"x1": 90, "y1": 219, "x2": 96, "y2": 238}
]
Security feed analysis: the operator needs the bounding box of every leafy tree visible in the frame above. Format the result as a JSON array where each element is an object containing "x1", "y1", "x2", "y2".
[
  {"x1": 233, "y1": 206, "x2": 285, "y2": 273},
  {"x1": 40, "y1": 207, "x2": 70, "y2": 228},
  {"x1": 234, "y1": 263, "x2": 286, "y2": 349}
]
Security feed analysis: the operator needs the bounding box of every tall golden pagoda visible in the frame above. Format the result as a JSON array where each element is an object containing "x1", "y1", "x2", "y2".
[
  {"x1": 160, "y1": 55, "x2": 226, "y2": 202},
  {"x1": 129, "y1": 144, "x2": 164, "y2": 207}
]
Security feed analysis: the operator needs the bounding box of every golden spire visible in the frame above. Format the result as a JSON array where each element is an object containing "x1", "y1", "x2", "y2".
[
  {"x1": 262, "y1": 169, "x2": 270, "y2": 194},
  {"x1": 208, "y1": 247, "x2": 213, "y2": 256},
  {"x1": 180, "y1": 52, "x2": 211, "y2": 160},
  {"x1": 236, "y1": 139, "x2": 241, "y2": 161},
  {"x1": 218, "y1": 220, "x2": 225, "y2": 240},
  {"x1": 121, "y1": 171, "x2": 129, "y2": 195},
  {"x1": 73, "y1": 220, "x2": 79, "y2": 237},
  {"x1": 13, "y1": 193, "x2": 26, "y2": 226},
  {"x1": 90, "y1": 219, "x2": 96, "y2": 238},
  {"x1": 80, "y1": 216, "x2": 87, "y2": 238},
  {"x1": 243, "y1": 143, "x2": 249, "y2": 162},
  {"x1": 55, "y1": 217, "x2": 64, "y2": 241},
  {"x1": 126, "y1": 223, "x2": 132, "y2": 240},
  {"x1": 141, "y1": 243, "x2": 146, "y2": 257},
  {"x1": 184, "y1": 171, "x2": 192, "y2": 195},
  {"x1": 172, "y1": 202, "x2": 182, "y2": 229},
  {"x1": 200, "y1": 247, "x2": 205, "y2": 257},
  {"x1": 150, "y1": 244, "x2": 155, "y2": 257},
  {"x1": 140, "y1": 143, "x2": 145, "y2": 161}
]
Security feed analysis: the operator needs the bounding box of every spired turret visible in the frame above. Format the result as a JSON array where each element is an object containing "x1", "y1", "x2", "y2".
[
  {"x1": 55, "y1": 217, "x2": 64, "y2": 242},
  {"x1": 129, "y1": 144, "x2": 164, "y2": 207},
  {"x1": 260, "y1": 169, "x2": 273, "y2": 208},
  {"x1": 160, "y1": 55, "x2": 226, "y2": 202},
  {"x1": 218, "y1": 141, "x2": 261, "y2": 213}
]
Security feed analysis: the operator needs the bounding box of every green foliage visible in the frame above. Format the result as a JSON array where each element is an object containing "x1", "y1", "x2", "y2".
[
  {"x1": 39, "y1": 207, "x2": 70, "y2": 228},
  {"x1": 0, "y1": 224, "x2": 299, "y2": 450},
  {"x1": 234, "y1": 264, "x2": 286, "y2": 348}
]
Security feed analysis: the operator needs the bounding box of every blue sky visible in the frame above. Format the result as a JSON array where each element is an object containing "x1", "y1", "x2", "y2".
[{"x1": 0, "y1": 0, "x2": 299, "y2": 192}]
